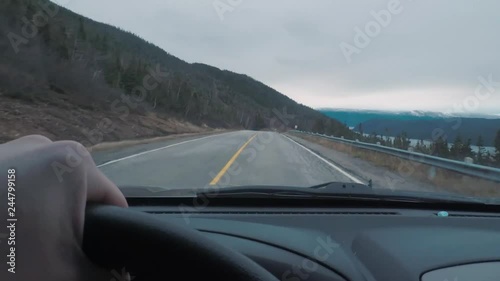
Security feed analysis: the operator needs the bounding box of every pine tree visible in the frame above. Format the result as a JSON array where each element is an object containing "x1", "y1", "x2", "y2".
[
  {"x1": 98, "y1": 35, "x2": 109, "y2": 53},
  {"x1": 40, "y1": 23, "x2": 51, "y2": 45},
  {"x1": 253, "y1": 113, "x2": 266, "y2": 130},
  {"x1": 400, "y1": 132, "x2": 410, "y2": 150},
  {"x1": 312, "y1": 119, "x2": 325, "y2": 134},
  {"x1": 415, "y1": 139, "x2": 425, "y2": 153},
  {"x1": 57, "y1": 44, "x2": 70, "y2": 60},
  {"x1": 121, "y1": 58, "x2": 141, "y2": 93},
  {"x1": 450, "y1": 135, "x2": 464, "y2": 160},
  {"x1": 104, "y1": 54, "x2": 123, "y2": 87},
  {"x1": 25, "y1": 1, "x2": 37, "y2": 20},
  {"x1": 432, "y1": 136, "x2": 449, "y2": 158},
  {"x1": 78, "y1": 17, "x2": 87, "y2": 40},
  {"x1": 461, "y1": 138, "x2": 473, "y2": 159},
  {"x1": 383, "y1": 128, "x2": 390, "y2": 142},
  {"x1": 393, "y1": 135, "x2": 401, "y2": 149},
  {"x1": 419, "y1": 140, "x2": 430, "y2": 154}
]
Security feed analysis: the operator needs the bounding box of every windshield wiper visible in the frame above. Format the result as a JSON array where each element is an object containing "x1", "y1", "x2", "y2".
[
  {"x1": 308, "y1": 181, "x2": 373, "y2": 190},
  {"x1": 199, "y1": 184, "x2": 488, "y2": 205},
  {"x1": 120, "y1": 184, "x2": 492, "y2": 205}
]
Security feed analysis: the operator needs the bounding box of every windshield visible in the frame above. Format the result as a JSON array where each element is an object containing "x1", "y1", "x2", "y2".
[{"x1": 1, "y1": 0, "x2": 499, "y2": 202}]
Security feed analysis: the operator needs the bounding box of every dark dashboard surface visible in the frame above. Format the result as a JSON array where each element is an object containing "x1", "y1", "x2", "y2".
[{"x1": 129, "y1": 200, "x2": 500, "y2": 281}]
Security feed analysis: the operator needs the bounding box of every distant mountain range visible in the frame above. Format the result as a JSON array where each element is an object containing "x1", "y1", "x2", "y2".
[
  {"x1": 320, "y1": 109, "x2": 500, "y2": 146},
  {"x1": 320, "y1": 109, "x2": 500, "y2": 127}
]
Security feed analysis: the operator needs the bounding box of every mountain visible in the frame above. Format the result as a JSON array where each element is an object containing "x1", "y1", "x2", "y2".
[
  {"x1": 320, "y1": 109, "x2": 500, "y2": 146},
  {"x1": 0, "y1": 0, "x2": 353, "y2": 143},
  {"x1": 320, "y1": 108, "x2": 500, "y2": 128},
  {"x1": 320, "y1": 109, "x2": 442, "y2": 128}
]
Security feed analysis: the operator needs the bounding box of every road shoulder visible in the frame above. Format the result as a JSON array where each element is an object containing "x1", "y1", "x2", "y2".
[
  {"x1": 286, "y1": 133, "x2": 439, "y2": 193},
  {"x1": 91, "y1": 131, "x2": 230, "y2": 166}
]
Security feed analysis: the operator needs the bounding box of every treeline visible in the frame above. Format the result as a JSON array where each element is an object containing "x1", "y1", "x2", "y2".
[
  {"x1": 311, "y1": 118, "x2": 356, "y2": 139},
  {"x1": 357, "y1": 129, "x2": 500, "y2": 168},
  {"x1": 354, "y1": 117, "x2": 500, "y2": 146},
  {"x1": 0, "y1": 0, "x2": 350, "y2": 134}
]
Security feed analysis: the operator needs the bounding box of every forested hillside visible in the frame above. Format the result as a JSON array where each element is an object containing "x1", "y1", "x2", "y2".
[
  {"x1": 321, "y1": 110, "x2": 500, "y2": 167},
  {"x1": 0, "y1": 0, "x2": 352, "y2": 143}
]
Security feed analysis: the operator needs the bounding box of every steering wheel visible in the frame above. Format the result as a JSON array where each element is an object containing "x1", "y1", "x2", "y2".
[{"x1": 83, "y1": 205, "x2": 278, "y2": 281}]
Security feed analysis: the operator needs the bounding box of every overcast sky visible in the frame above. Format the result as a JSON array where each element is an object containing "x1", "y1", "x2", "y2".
[{"x1": 52, "y1": 0, "x2": 500, "y2": 114}]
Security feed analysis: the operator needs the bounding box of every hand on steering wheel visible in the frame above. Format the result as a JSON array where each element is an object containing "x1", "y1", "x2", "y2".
[
  {"x1": 0, "y1": 135, "x2": 277, "y2": 281},
  {"x1": 0, "y1": 135, "x2": 127, "y2": 281}
]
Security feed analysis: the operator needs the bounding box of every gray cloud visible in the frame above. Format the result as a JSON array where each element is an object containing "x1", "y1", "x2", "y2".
[{"x1": 54, "y1": 0, "x2": 500, "y2": 114}]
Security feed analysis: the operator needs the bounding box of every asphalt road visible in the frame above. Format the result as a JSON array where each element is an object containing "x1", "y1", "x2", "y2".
[{"x1": 96, "y1": 130, "x2": 362, "y2": 190}]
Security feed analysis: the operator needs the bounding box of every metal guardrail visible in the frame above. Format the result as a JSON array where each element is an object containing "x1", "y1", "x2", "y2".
[{"x1": 290, "y1": 130, "x2": 500, "y2": 183}]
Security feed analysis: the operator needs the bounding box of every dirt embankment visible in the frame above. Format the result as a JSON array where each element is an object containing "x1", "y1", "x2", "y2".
[{"x1": 0, "y1": 94, "x2": 218, "y2": 147}]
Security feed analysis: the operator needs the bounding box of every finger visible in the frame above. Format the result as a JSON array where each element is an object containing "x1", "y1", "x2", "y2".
[
  {"x1": 2, "y1": 134, "x2": 52, "y2": 145},
  {"x1": 47, "y1": 140, "x2": 128, "y2": 208},
  {"x1": 0, "y1": 134, "x2": 52, "y2": 153},
  {"x1": 86, "y1": 166, "x2": 128, "y2": 208}
]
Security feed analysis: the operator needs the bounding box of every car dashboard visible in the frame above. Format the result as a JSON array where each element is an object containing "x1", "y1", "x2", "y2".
[{"x1": 127, "y1": 198, "x2": 500, "y2": 281}]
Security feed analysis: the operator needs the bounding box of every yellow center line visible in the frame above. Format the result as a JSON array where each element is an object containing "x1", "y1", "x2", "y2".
[{"x1": 209, "y1": 134, "x2": 257, "y2": 186}]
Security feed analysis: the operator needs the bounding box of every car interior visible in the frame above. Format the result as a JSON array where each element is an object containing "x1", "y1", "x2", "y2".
[
  {"x1": 83, "y1": 188, "x2": 500, "y2": 281},
  {"x1": 3, "y1": 1, "x2": 500, "y2": 281}
]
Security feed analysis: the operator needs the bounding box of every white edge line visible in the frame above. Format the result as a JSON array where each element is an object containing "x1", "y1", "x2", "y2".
[
  {"x1": 282, "y1": 134, "x2": 364, "y2": 184},
  {"x1": 97, "y1": 132, "x2": 231, "y2": 168}
]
